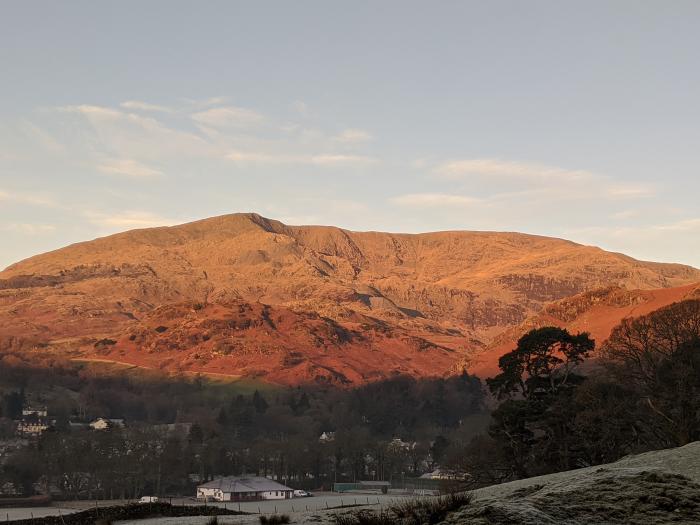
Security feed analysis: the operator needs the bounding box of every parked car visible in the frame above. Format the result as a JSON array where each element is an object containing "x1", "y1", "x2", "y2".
[
  {"x1": 139, "y1": 496, "x2": 159, "y2": 503},
  {"x1": 293, "y1": 490, "x2": 312, "y2": 497}
]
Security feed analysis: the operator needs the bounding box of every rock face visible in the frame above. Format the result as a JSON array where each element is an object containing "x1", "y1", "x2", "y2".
[{"x1": 1, "y1": 212, "x2": 699, "y2": 384}]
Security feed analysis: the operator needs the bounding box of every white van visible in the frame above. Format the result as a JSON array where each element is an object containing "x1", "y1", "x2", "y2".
[{"x1": 139, "y1": 496, "x2": 159, "y2": 503}]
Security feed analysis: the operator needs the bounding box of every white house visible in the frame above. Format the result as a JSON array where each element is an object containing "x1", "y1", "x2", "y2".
[
  {"x1": 22, "y1": 407, "x2": 48, "y2": 418},
  {"x1": 16, "y1": 420, "x2": 51, "y2": 436},
  {"x1": 319, "y1": 431, "x2": 336, "y2": 443},
  {"x1": 89, "y1": 418, "x2": 125, "y2": 430},
  {"x1": 197, "y1": 476, "x2": 293, "y2": 501}
]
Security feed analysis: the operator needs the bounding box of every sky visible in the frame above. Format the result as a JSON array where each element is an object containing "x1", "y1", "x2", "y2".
[{"x1": 1, "y1": 1, "x2": 699, "y2": 270}]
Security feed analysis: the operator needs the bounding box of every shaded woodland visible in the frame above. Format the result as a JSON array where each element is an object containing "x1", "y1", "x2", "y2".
[{"x1": 1, "y1": 299, "x2": 699, "y2": 499}]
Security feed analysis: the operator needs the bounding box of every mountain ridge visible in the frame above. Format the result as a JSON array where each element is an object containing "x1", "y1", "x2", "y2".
[{"x1": 1, "y1": 212, "x2": 698, "y2": 384}]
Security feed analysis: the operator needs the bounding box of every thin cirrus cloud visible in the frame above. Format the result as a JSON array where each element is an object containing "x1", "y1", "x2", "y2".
[
  {"x1": 86, "y1": 210, "x2": 180, "y2": 230},
  {"x1": 0, "y1": 188, "x2": 58, "y2": 208},
  {"x1": 97, "y1": 158, "x2": 163, "y2": 178},
  {"x1": 120, "y1": 100, "x2": 173, "y2": 113},
  {"x1": 54, "y1": 104, "x2": 214, "y2": 159},
  {"x1": 430, "y1": 157, "x2": 655, "y2": 201},
  {"x1": 226, "y1": 151, "x2": 376, "y2": 166},
  {"x1": 391, "y1": 193, "x2": 481, "y2": 207},
  {"x1": 1, "y1": 223, "x2": 56, "y2": 235},
  {"x1": 434, "y1": 158, "x2": 596, "y2": 183},
  {"x1": 33, "y1": 102, "x2": 379, "y2": 176},
  {"x1": 565, "y1": 217, "x2": 700, "y2": 265},
  {"x1": 191, "y1": 106, "x2": 265, "y2": 128},
  {"x1": 332, "y1": 128, "x2": 373, "y2": 143}
]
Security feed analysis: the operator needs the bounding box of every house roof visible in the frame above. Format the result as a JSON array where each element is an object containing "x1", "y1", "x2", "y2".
[{"x1": 197, "y1": 476, "x2": 292, "y2": 493}]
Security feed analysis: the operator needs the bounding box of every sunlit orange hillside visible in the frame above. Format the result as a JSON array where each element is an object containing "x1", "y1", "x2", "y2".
[{"x1": 1, "y1": 213, "x2": 698, "y2": 385}]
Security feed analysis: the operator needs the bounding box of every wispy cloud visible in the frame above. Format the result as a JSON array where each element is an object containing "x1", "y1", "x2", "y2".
[
  {"x1": 423, "y1": 157, "x2": 656, "y2": 206},
  {"x1": 226, "y1": 151, "x2": 376, "y2": 166},
  {"x1": 55, "y1": 104, "x2": 213, "y2": 159},
  {"x1": 86, "y1": 211, "x2": 179, "y2": 230},
  {"x1": 0, "y1": 188, "x2": 58, "y2": 208},
  {"x1": 564, "y1": 217, "x2": 700, "y2": 266},
  {"x1": 192, "y1": 106, "x2": 265, "y2": 128},
  {"x1": 18, "y1": 120, "x2": 65, "y2": 154},
  {"x1": 1, "y1": 223, "x2": 56, "y2": 235},
  {"x1": 391, "y1": 193, "x2": 480, "y2": 207},
  {"x1": 120, "y1": 100, "x2": 173, "y2": 113},
  {"x1": 311, "y1": 154, "x2": 375, "y2": 165},
  {"x1": 605, "y1": 184, "x2": 655, "y2": 199},
  {"x1": 655, "y1": 217, "x2": 700, "y2": 232},
  {"x1": 97, "y1": 158, "x2": 163, "y2": 178},
  {"x1": 434, "y1": 158, "x2": 595, "y2": 182},
  {"x1": 332, "y1": 128, "x2": 373, "y2": 143}
]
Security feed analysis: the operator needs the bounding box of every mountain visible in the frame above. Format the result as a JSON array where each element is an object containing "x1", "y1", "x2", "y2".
[
  {"x1": 468, "y1": 282, "x2": 700, "y2": 378},
  {"x1": 1, "y1": 212, "x2": 699, "y2": 384}
]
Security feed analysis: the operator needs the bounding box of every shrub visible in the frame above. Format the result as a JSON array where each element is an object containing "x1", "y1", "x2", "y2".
[
  {"x1": 391, "y1": 492, "x2": 473, "y2": 523},
  {"x1": 260, "y1": 515, "x2": 291, "y2": 525},
  {"x1": 334, "y1": 509, "x2": 396, "y2": 525},
  {"x1": 334, "y1": 492, "x2": 473, "y2": 525}
]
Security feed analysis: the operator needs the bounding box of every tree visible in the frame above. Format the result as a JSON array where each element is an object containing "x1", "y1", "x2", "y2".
[
  {"x1": 486, "y1": 327, "x2": 595, "y2": 477},
  {"x1": 252, "y1": 390, "x2": 269, "y2": 414},
  {"x1": 602, "y1": 299, "x2": 700, "y2": 446},
  {"x1": 487, "y1": 327, "x2": 594, "y2": 400},
  {"x1": 430, "y1": 435, "x2": 449, "y2": 467},
  {"x1": 1, "y1": 390, "x2": 24, "y2": 420}
]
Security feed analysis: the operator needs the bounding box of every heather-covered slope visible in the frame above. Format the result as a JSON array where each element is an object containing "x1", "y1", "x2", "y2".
[
  {"x1": 1, "y1": 213, "x2": 699, "y2": 384},
  {"x1": 469, "y1": 282, "x2": 700, "y2": 378}
]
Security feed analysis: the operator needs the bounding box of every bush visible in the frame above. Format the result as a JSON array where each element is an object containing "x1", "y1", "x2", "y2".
[
  {"x1": 334, "y1": 509, "x2": 396, "y2": 525},
  {"x1": 8, "y1": 502, "x2": 246, "y2": 524},
  {"x1": 334, "y1": 492, "x2": 473, "y2": 525},
  {"x1": 260, "y1": 515, "x2": 291, "y2": 525}
]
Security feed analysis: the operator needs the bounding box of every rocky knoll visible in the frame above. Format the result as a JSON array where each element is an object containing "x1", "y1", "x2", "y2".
[
  {"x1": 450, "y1": 441, "x2": 700, "y2": 524},
  {"x1": 1, "y1": 213, "x2": 699, "y2": 384}
]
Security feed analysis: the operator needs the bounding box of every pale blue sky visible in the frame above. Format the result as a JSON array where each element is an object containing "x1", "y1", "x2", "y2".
[{"x1": 1, "y1": 1, "x2": 699, "y2": 270}]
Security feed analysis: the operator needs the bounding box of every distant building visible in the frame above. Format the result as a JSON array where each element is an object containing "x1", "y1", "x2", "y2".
[
  {"x1": 196, "y1": 476, "x2": 293, "y2": 501},
  {"x1": 420, "y1": 468, "x2": 453, "y2": 479},
  {"x1": 319, "y1": 431, "x2": 336, "y2": 443},
  {"x1": 388, "y1": 437, "x2": 416, "y2": 451},
  {"x1": 16, "y1": 420, "x2": 51, "y2": 436},
  {"x1": 16, "y1": 406, "x2": 53, "y2": 436},
  {"x1": 22, "y1": 407, "x2": 48, "y2": 418},
  {"x1": 89, "y1": 418, "x2": 125, "y2": 430}
]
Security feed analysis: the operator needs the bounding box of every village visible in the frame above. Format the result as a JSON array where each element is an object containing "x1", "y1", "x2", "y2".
[{"x1": 0, "y1": 398, "x2": 466, "y2": 508}]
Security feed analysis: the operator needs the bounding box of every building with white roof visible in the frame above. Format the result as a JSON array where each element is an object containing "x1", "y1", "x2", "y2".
[{"x1": 196, "y1": 476, "x2": 294, "y2": 501}]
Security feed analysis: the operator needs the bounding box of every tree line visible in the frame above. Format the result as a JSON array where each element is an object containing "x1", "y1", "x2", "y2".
[
  {"x1": 443, "y1": 298, "x2": 700, "y2": 484},
  {"x1": 0, "y1": 364, "x2": 486, "y2": 498},
  {"x1": 1, "y1": 298, "x2": 698, "y2": 497}
]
